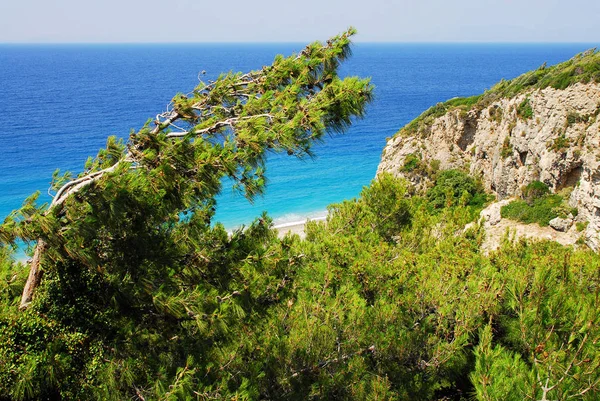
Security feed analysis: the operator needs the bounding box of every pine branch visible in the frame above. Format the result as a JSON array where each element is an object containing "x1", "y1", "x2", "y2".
[{"x1": 17, "y1": 27, "x2": 373, "y2": 311}]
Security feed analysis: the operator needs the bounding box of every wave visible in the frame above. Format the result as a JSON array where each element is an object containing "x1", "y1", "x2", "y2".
[{"x1": 272, "y1": 211, "x2": 328, "y2": 229}]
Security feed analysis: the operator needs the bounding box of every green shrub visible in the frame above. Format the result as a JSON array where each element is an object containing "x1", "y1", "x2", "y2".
[
  {"x1": 361, "y1": 173, "x2": 412, "y2": 241},
  {"x1": 401, "y1": 153, "x2": 421, "y2": 172},
  {"x1": 501, "y1": 194, "x2": 563, "y2": 226},
  {"x1": 517, "y1": 98, "x2": 534, "y2": 120},
  {"x1": 566, "y1": 111, "x2": 584, "y2": 126},
  {"x1": 427, "y1": 169, "x2": 489, "y2": 210},
  {"x1": 549, "y1": 134, "x2": 571, "y2": 152},
  {"x1": 576, "y1": 221, "x2": 589, "y2": 232},
  {"x1": 521, "y1": 180, "x2": 550, "y2": 203},
  {"x1": 500, "y1": 137, "x2": 513, "y2": 158}
]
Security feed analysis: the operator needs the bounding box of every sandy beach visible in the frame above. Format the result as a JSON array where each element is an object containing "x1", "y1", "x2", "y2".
[{"x1": 274, "y1": 216, "x2": 327, "y2": 239}]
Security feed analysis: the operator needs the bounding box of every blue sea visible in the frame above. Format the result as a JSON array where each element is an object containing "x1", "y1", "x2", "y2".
[{"x1": 0, "y1": 43, "x2": 598, "y2": 230}]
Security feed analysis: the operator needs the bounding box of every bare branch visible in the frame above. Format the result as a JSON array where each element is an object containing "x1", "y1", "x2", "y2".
[
  {"x1": 165, "y1": 114, "x2": 274, "y2": 138},
  {"x1": 50, "y1": 157, "x2": 129, "y2": 210}
]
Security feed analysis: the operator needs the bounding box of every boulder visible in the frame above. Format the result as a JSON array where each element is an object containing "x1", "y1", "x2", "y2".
[
  {"x1": 479, "y1": 199, "x2": 512, "y2": 226},
  {"x1": 549, "y1": 217, "x2": 573, "y2": 232}
]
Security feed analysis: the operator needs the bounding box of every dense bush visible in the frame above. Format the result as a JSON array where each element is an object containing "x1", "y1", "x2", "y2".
[
  {"x1": 502, "y1": 181, "x2": 577, "y2": 226},
  {"x1": 521, "y1": 180, "x2": 550, "y2": 203},
  {"x1": 501, "y1": 194, "x2": 563, "y2": 226},
  {"x1": 426, "y1": 169, "x2": 490, "y2": 211},
  {"x1": 0, "y1": 172, "x2": 599, "y2": 400}
]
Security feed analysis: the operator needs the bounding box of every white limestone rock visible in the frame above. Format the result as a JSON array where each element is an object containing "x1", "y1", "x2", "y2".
[
  {"x1": 479, "y1": 199, "x2": 513, "y2": 227},
  {"x1": 549, "y1": 217, "x2": 573, "y2": 232}
]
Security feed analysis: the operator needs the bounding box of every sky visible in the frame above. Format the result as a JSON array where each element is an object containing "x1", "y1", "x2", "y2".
[{"x1": 1, "y1": 0, "x2": 599, "y2": 43}]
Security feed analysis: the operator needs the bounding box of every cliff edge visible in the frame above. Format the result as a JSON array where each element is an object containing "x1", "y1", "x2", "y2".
[{"x1": 378, "y1": 50, "x2": 600, "y2": 250}]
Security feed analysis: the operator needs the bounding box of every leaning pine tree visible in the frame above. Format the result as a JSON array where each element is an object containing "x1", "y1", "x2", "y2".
[
  {"x1": 0, "y1": 28, "x2": 373, "y2": 399},
  {"x1": 16, "y1": 28, "x2": 372, "y2": 309}
]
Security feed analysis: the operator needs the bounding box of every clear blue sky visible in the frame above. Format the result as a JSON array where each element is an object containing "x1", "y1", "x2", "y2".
[{"x1": 1, "y1": 0, "x2": 599, "y2": 43}]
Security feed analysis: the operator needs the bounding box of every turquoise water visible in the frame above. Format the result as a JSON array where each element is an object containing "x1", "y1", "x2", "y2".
[{"x1": 0, "y1": 43, "x2": 597, "y2": 229}]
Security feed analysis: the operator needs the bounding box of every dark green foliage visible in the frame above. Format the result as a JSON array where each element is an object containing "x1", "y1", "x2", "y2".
[
  {"x1": 516, "y1": 97, "x2": 534, "y2": 120},
  {"x1": 521, "y1": 180, "x2": 550, "y2": 203},
  {"x1": 401, "y1": 153, "x2": 420, "y2": 172},
  {"x1": 501, "y1": 194, "x2": 563, "y2": 226},
  {"x1": 502, "y1": 181, "x2": 576, "y2": 226},
  {"x1": 550, "y1": 133, "x2": 571, "y2": 151},
  {"x1": 360, "y1": 173, "x2": 412, "y2": 241},
  {"x1": 426, "y1": 169, "x2": 490, "y2": 211}
]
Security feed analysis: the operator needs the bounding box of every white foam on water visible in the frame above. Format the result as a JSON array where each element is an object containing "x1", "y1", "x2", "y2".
[
  {"x1": 225, "y1": 210, "x2": 328, "y2": 235},
  {"x1": 271, "y1": 210, "x2": 328, "y2": 228}
]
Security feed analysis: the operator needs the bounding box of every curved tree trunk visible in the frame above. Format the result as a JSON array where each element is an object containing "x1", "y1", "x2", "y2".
[
  {"x1": 18, "y1": 156, "x2": 130, "y2": 310},
  {"x1": 19, "y1": 239, "x2": 47, "y2": 310}
]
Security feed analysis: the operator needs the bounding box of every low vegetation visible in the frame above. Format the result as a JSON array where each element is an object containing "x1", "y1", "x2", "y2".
[
  {"x1": 402, "y1": 95, "x2": 482, "y2": 136},
  {"x1": 401, "y1": 152, "x2": 421, "y2": 172},
  {"x1": 577, "y1": 221, "x2": 589, "y2": 232},
  {"x1": 500, "y1": 194, "x2": 563, "y2": 226},
  {"x1": 567, "y1": 110, "x2": 586, "y2": 126},
  {"x1": 488, "y1": 105, "x2": 503, "y2": 123},
  {"x1": 400, "y1": 153, "x2": 442, "y2": 182},
  {"x1": 426, "y1": 169, "x2": 491, "y2": 213},
  {"x1": 0, "y1": 171, "x2": 598, "y2": 400},
  {"x1": 397, "y1": 49, "x2": 600, "y2": 138},
  {"x1": 516, "y1": 97, "x2": 534, "y2": 120},
  {"x1": 549, "y1": 133, "x2": 572, "y2": 152},
  {"x1": 0, "y1": 34, "x2": 598, "y2": 401},
  {"x1": 500, "y1": 137, "x2": 513, "y2": 158},
  {"x1": 501, "y1": 181, "x2": 576, "y2": 226}
]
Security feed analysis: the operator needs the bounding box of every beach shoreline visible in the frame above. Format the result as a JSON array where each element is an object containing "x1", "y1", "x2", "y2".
[{"x1": 273, "y1": 216, "x2": 327, "y2": 238}]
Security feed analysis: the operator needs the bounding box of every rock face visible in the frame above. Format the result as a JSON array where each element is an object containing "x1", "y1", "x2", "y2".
[{"x1": 378, "y1": 82, "x2": 600, "y2": 251}]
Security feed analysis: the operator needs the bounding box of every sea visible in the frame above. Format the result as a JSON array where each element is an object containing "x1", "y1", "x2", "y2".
[{"x1": 1, "y1": 43, "x2": 598, "y2": 232}]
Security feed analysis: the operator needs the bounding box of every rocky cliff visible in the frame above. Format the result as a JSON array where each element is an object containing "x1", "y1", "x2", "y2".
[{"x1": 378, "y1": 50, "x2": 600, "y2": 251}]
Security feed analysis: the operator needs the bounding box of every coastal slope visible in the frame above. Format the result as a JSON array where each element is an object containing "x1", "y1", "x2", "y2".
[{"x1": 378, "y1": 50, "x2": 600, "y2": 250}]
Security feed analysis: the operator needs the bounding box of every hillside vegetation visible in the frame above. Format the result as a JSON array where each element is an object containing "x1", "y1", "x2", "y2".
[
  {"x1": 0, "y1": 34, "x2": 599, "y2": 400},
  {"x1": 0, "y1": 171, "x2": 599, "y2": 400},
  {"x1": 400, "y1": 48, "x2": 600, "y2": 137}
]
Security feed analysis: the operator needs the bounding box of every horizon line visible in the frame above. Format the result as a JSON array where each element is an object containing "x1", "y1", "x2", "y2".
[{"x1": 1, "y1": 40, "x2": 599, "y2": 46}]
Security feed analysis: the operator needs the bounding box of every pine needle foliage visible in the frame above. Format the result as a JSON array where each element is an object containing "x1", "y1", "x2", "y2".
[
  {"x1": 0, "y1": 34, "x2": 599, "y2": 401},
  {"x1": 0, "y1": 29, "x2": 373, "y2": 400},
  {"x1": 1, "y1": 171, "x2": 599, "y2": 399}
]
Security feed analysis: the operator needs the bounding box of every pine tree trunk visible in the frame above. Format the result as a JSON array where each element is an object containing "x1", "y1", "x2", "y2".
[{"x1": 19, "y1": 239, "x2": 47, "y2": 310}]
